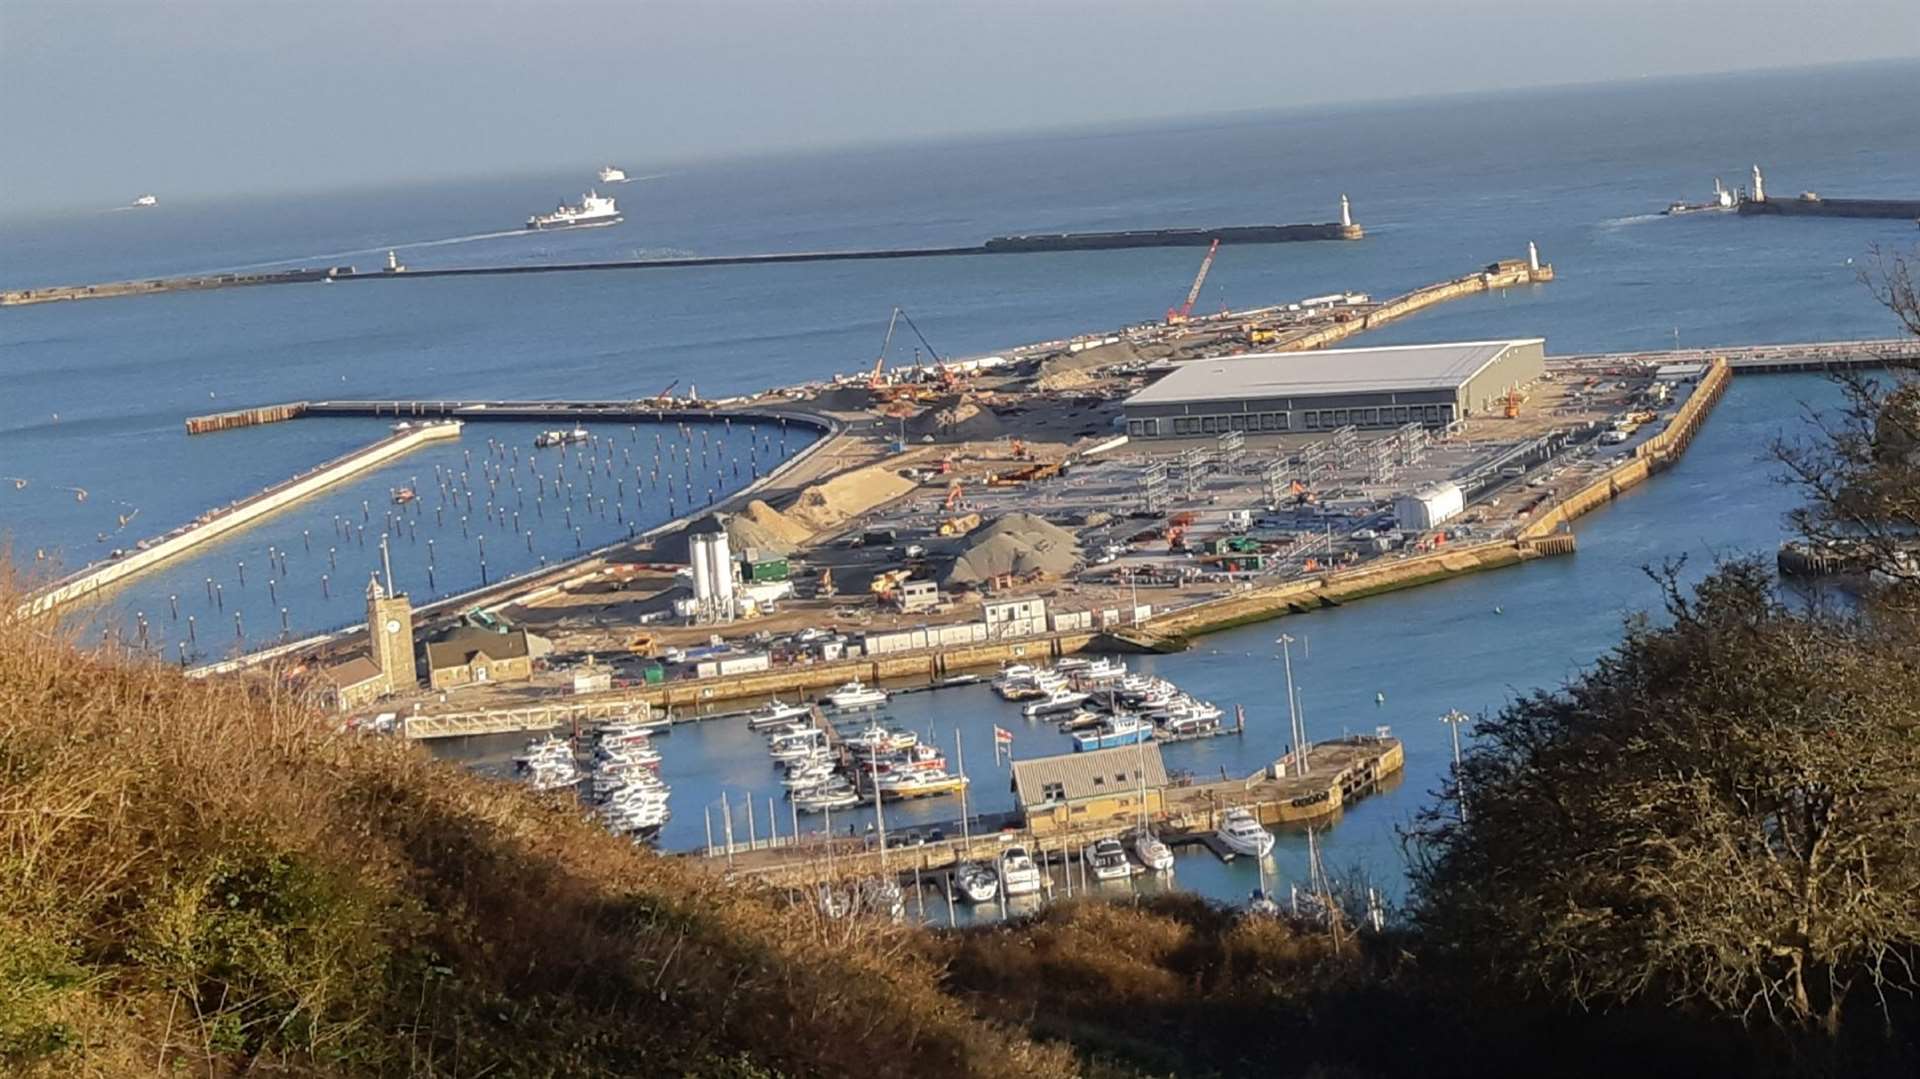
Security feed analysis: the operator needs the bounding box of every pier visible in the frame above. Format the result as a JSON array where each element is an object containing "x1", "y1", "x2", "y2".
[
  {"x1": 698, "y1": 734, "x2": 1402, "y2": 889},
  {"x1": 19, "y1": 422, "x2": 463, "y2": 618},
  {"x1": 1557, "y1": 337, "x2": 1917, "y2": 374}
]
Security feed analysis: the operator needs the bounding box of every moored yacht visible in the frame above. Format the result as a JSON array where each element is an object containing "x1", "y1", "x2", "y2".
[
  {"x1": 827, "y1": 681, "x2": 889, "y2": 710},
  {"x1": 1216, "y1": 807, "x2": 1275, "y2": 858},
  {"x1": 1085, "y1": 837, "x2": 1133, "y2": 881},
  {"x1": 999, "y1": 846, "x2": 1043, "y2": 896},
  {"x1": 1022, "y1": 686, "x2": 1090, "y2": 717},
  {"x1": 1072, "y1": 712, "x2": 1153, "y2": 751},
  {"x1": 1130, "y1": 827, "x2": 1175, "y2": 872},
  {"x1": 953, "y1": 861, "x2": 1000, "y2": 903},
  {"x1": 747, "y1": 699, "x2": 813, "y2": 730}
]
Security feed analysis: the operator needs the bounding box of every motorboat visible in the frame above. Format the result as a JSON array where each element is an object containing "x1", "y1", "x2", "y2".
[
  {"x1": 781, "y1": 762, "x2": 838, "y2": 789},
  {"x1": 876, "y1": 769, "x2": 968, "y2": 800},
  {"x1": 827, "y1": 681, "x2": 889, "y2": 710},
  {"x1": 768, "y1": 728, "x2": 827, "y2": 760},
  {"x1": 131, "y1": 194, "x2": 158, "y2": 208},
  {"x1": 1072, "y1": 713, "x2": 1153, "y2": 752},
  {"x1": 1216, "y1": 808, "x2": 1275, "y2": 858},
  {"x1": 792, "y1": 786, "x2": 861, "y2": 812},
  {"x1": 953, "y1": 862, "x2": 1000, "y2": 904},
  {"x1": 999, "y1": 846, "x2": 1043, "y2": 896},
  {"x1": 867, "y1": 743, "x2": 946, "y2": 775},
  {"x1": 859, "y1": 877, "x2": 906, "y2": 920},
  {"x1": 747, "y1": 699, "x2": 813, "y2": 730},
  {"x1": 1072, "y1": 657, "x2": 1128, "y2": 683},
  {"x1": 534, "y1": 426, "x2": 590, "y2": 448},
  {"x1": 1022, "y1": 687, "x2": 1091, "y2": 718},
  {"x1": 844, "y1": 724, "x2": 916, "y2": 755},
  {"x1": 523, "y1": 761, "x2": 580, "y2": 791},
  {"x1": 1054, "y1": 708, "x2": 1106, "y2": 732},
  {"x1": 1085, "y1": 838, "x2": 1133, "y2": 881}
]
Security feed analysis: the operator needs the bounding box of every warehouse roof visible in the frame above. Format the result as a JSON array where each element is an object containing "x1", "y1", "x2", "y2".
[
  {"x1": 1124, "y1": 339, "x2": 1545, "y2": 406},
  {"x1": 1011, "y1": 744, "x2": 1168, "y2": 807}
]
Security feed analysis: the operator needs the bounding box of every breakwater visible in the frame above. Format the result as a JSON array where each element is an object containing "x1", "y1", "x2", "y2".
[
  {"x1": 1278, "y1": 259, "x2": 1553, "y2": 352},
  {"x1": 19, "y1": 422, "x2": 462, "y2": 618},
  {"x1": 1739, "y1": 194, "x2": 1920, "y2": 221},
  {"x1": 2, "y1": 216, "x2": 1363, "y2": 308}
]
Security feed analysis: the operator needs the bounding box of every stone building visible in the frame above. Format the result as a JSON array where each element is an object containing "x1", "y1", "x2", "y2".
[
  {"x1": 316, "y1": 570, "x2": 417, "y2": 713},
  {"x1": 425, "y1": 626, "x2": 534, "y2": 690}
]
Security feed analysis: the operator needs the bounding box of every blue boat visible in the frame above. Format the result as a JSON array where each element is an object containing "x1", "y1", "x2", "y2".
[{"x1": 1072, "y1": 714, "x2": 1154, "y2": 752}]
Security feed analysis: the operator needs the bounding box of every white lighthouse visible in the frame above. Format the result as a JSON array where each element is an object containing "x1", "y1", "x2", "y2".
[
  {"x1": 1751, "y1": 164, "x2": 1766, "y2": 203},
  {"x1": 1527, "y1": 241, "x2": 1540, "y2": 274},
  {"x1": 1340, "y1": 194, "x2": 1352, "y2": 229}
]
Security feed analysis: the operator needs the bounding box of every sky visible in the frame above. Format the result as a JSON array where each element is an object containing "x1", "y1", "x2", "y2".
[{"x1": 4, "y1": 0, "x2": 1919, "y2": 213}]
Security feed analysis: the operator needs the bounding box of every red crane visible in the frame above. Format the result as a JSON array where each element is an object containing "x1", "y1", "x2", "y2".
[{"x1": 1166, "y1": 239, "x2": 1221, "y2": 325}]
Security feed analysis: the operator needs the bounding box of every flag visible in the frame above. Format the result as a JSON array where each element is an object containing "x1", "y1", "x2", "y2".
[{"x1": 993, "y1": 726, "x2": 1013, "y2": 746}]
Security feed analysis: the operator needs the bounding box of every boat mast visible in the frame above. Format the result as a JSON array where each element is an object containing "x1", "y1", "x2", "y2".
[
  {"x1": 956, "y1": 730, "x2": 971, "y2": 848},
  {"x1": 871, "y1": 753, "x2": 888, "y2": 872}
]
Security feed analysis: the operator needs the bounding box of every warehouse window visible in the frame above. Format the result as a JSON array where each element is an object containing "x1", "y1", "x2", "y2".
[
  {"x1": 1334, "y1": 410, "x2": 1349, "y2": 424},
  {"x1": 1394, "y1": 407, "x2": 1408, "y2": 422},
  {"x1": 1304, "y1": 411, "x2": 1320, "y2": 429},
  {"x1": 1275, "y1": 413, "x2": 1289, "y2": 430},
  {"x1": 1143, "y1": 419, "x2": 1159, "y2": 436},
  {"x1": 1362, "y1": 408, "x2": 1379, "y2": 425},
  {"x1": 1230, "y1": 415, "x2": 1248, "y2": 431},
  {"x1": 1127, "y1": 420, "x2": 1143, "y2": 436},
  {"x1": 1202, "y1": 416, "x2": 1217, "y2": 433}
]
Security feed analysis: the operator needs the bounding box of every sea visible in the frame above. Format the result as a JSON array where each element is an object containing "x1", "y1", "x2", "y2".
[{"x1": 4, "y1": 60, "x2": 1917, "y2": 918}]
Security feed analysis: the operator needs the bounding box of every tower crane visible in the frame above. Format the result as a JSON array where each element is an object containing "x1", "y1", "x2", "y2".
[{"x1": 1165, "y1": 239, "x2": 1221, "y2": 325}]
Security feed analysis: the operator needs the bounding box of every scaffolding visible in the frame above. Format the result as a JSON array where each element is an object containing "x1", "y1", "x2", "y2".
[
  {"x1": 1178, "y1": 446, "x2": 1210, "y2": 498},
  {"x1": 1261, "y1": 457, "x2": 1293, "y2": 507},
  {"x1": 1140, "y1": 460, "x2": 1170, "y2": 515},
  {"x1": 1328, "y1": 426, "x2": 1360, "y2": 470},
  {"x1": 1216, "y1": 429, "x2": 1246, "y2": 473}
]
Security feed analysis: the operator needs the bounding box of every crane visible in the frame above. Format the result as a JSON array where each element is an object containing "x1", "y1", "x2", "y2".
[
  {"x1": 1166, "y1": 239, "x2": 1221, "y2": 325},
  {"x1": 654, "y1": 379, "x2": 679, "y2": 403}
]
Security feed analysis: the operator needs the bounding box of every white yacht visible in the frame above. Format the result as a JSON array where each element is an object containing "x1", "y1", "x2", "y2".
[
  {"x1": 747, "y1": 699, "x2": 812, "y2": 731},
  {"x1": 827, "y1": 681, "x2": 889, "y2": 710},
  {"x1": 1085, "y1": 838, "x2": 1133, "y2": 881},
  {"x1": 1021, "y1": 686, "x2": 1090, "y2": 718},
  {"x1": 953, "y1": 862, "x2": 1000, "y2": 903},
  {"x1": 534, "y1": 426, "x2": 590, "y2": 448},
  {"x1": 131, "y1": 194, "x2": 157, "y2": 208},
  {"x1": 999, "y1": 846, "x2": 1043, "y2": 896},
  {"x1": 793, "y1": 785, "x2": 860, "y2": 812},
  {"x1": 1072, "y1": 712, "x2": 1154, "y2": 752},
  {"x1": 525, "y1": 190, "x2": 621, "y2": 230},
  {"x1": 1130, "y1": 827, "x2": 1175, "y2": 872},
  {"x1": 1216, "y1": 807, "x2": 1275, "y2": 858},
  {"x1": 598, "y1": 165, "x2": 629, "y2": 184}
]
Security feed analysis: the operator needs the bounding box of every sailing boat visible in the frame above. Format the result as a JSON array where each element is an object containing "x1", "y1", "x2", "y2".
[
  {"x1": 950, "y1": 730, "x2": 1001, "y2": 903},
  {"x1": 1126, "y1": 735, "x2": 1174, "y2": 871}
]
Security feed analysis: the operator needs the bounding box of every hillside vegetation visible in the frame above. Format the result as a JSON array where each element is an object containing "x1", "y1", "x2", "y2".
[{"x1": 0, "y1": 596, "x2": 1070, "y2": 1077}]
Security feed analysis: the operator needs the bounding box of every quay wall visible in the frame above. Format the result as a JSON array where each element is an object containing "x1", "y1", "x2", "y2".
[
  {"x1": 185, "y1": 402, "x2": 311, "y2": 435},
  {"x1": 1280, "y1": 264, "x2": 1550, "y2": 352},
  {"x1": 21, "y1": 423, "x2": 461, "y2": 618},
  {"x1": 1, "y1": 267, "x2": 341, "y2": 307},
  {"x1": 1739, "y1": 196, "x2": 1920, "y2": 220}
]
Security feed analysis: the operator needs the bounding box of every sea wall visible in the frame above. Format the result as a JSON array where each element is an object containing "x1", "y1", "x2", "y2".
[
  {"x1": 21, "y1": 423, "x2": 461, "y2": 618},
  {"x1": 1279, "y1": 263, "x2": 1550, "y2": 352}
]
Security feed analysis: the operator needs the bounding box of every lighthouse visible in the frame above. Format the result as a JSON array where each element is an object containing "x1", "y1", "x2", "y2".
[
  {"x1": 1528, "y1": 241, "x2": 1540, "y2": 274},
  {"x1": 1339, "y1": 194, "x2": 1352, "y2": 229},
  {"x1": 1751, "y1": 164, "x2": 1766, "y2": 203}
]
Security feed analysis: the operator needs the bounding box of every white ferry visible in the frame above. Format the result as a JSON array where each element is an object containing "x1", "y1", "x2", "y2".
[
  {"x1": 131, "y1": 194, "x2": 157, "y2": 208},
  {"x1": 598, "y1": 165, "x2": 629, "y2": 184},
  {"x1": 526, "y1": 190, "x2": 622, "y2": 230}
]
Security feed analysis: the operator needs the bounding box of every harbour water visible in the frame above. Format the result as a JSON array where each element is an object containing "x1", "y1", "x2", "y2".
[{"x1": 3, "y1": 61, "x2": 1914, "y2": 911}]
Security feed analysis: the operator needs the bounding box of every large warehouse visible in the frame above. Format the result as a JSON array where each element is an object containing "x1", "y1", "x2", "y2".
[{"x1": 1121, "y1": 338, "x2": 1546, "y2": 439}]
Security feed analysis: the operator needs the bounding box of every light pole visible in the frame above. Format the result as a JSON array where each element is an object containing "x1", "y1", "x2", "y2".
[
  {"x1": 1277, "y1": 634, "x2": 1301, "y2": 776},
  {"x1": 1440, "y1": 709, "x2": 1472, "y2": 821}
]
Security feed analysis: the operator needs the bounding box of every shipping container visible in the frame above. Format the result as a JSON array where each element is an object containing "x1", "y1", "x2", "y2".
[{"x1": 745, "y1": 558, "x2": 790, "y2": 582}]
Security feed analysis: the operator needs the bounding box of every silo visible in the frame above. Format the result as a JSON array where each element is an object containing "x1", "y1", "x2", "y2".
[{"x1": 689, "y1": 534, "x2": 712, "y2": 609}]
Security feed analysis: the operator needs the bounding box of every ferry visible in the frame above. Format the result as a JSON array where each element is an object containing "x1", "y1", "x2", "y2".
[
  {"x1": 533, "y1": 426, "x2": 590, "y2": 448},
  {"x1": 131, "y1": 194, "x2": 157, "y2": 208},
  {"x1": 526, "y1": 190, "x2": 622, "y2": 230},
  {"x1": 598, "y1": 165, "x2": 629, "y2": 184}
]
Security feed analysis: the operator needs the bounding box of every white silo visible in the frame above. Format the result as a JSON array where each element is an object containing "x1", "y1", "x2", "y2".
[
  {"x1": 689, "y1": 534, "x2": 712, "y2": 612},
  {"x1": 701, "y1": 531, "x2": 735, "y2": 611}
]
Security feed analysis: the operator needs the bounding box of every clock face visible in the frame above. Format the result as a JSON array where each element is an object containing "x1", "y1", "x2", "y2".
[{"x1": 385, "y1": 619, "x2": 402, "y2": 634}]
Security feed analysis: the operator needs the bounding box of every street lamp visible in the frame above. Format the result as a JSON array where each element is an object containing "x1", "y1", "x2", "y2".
[{"x1": 1439, "y1": 709, "x2": 1472, "y2": 821}]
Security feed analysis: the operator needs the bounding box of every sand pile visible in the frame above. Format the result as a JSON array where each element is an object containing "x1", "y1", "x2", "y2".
[
  {"x1": 941, "y1": 512, "x2": 1082, "y2": 586},
  {"x1": 1034, "y1": 366, "x2": 1096, "y2": 392},
  {"x1": 651, "y1": 500, "x2": 813, "y2": 561},
  {"x1": 910, "y1": 398, "x2": 1012, "y2": 441},
  {"x1": 785, "y1": 463, "x2": 919, "y2": 532}
]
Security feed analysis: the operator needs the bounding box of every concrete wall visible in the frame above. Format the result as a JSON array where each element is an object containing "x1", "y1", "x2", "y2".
[
  {"x1": 1461, "y1": 339, "x2": 1547, "y2": 415},
  {"x1": 21, "y1": 423, "x2": 461, "y2": 618}
]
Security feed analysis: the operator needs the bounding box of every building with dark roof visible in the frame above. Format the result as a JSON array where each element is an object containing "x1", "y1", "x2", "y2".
[
  {"x1": 1010, "y1": 743, "x2": 1167, "y2": 836},
  {"x1": 426, "y1": 626, "x2": 533, "y2": 690},
  {"x1": 1121, "y1": 338, "x2": 1546, "y2": 439}
]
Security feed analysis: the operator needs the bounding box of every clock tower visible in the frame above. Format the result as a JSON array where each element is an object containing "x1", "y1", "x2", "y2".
[{"x1": 366, "y1": 537, "x2": 417, "y2": 693}]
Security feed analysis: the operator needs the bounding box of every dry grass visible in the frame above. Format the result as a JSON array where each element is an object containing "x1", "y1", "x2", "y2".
[{"x1": 0, "y1": 583, "x2": 1073, "y2": 1078}]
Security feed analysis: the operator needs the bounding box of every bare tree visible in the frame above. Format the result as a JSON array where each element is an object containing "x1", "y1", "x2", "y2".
[
  {"x1": 1407, "y1": 562, "x2": 1920, "y2": 1035},
  {"x1": 1775, "y1": 244, "x2": 1920, "y2": 605}
]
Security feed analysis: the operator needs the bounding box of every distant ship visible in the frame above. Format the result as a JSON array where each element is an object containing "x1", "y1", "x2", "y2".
[
  {"x1": 131, "y1": 195, "x2": 157, "y2": 208},
  {"x1": 598, "y1": 165, "x2": 629, "y2": 184},
  {"x1": 525, "y1": 191, "x2": 621, "y2": 231},
  {"x1": 1663, "y1": 178, "x2": 1736, "y2": 216}
]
